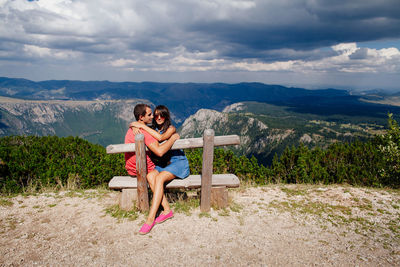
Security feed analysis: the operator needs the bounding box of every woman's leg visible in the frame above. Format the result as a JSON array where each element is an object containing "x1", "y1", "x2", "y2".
[
  {"x1": 145, "y1": 171, "x2": 175, "y2": 224},
  {"x1": 146, "y1": 170, "x2": 170, "y2": 212}
]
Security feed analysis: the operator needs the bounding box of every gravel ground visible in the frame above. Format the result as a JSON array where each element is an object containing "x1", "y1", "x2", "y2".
[{"x1": 0, "y1": 184, "x2": 399, "y2": 266}]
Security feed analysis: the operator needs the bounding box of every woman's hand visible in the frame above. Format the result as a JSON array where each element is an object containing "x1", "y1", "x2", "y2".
[
  {"x1": 171, "y1": 133, "x2": 180, "y2": 142},
  {"x1": 131, "y1": 127, "x2": 141, "y2": 135},
  {"x1": 129, "y1": 122, "x2": 142, "y2": 135},
  {"x1": 129, "y1": 121, "x2": 143, "y2": 129}
]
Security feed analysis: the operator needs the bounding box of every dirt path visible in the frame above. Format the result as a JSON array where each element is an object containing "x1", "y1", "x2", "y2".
[{"x1": 1, "y1": 185, "x2": 399, "y2": 266}]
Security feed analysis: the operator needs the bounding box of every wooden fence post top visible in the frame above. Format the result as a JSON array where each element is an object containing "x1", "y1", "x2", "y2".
[{"x1": 204, "y1": 129, "x2": 215, "y2": 137}]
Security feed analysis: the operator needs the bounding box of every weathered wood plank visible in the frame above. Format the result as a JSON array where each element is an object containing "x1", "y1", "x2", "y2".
[
  {"x1": 135, "y1": 134, "x2": 149, "y2": 212},
  {"x1": 106, "y1": 134, "x2": 240, "y2": 154},
  {"x1": 200, "y1": 129, "x2": 214, "y2": 212},
  {"x1": 108, "y1": 174, "x2": 240, "y2": 190}
]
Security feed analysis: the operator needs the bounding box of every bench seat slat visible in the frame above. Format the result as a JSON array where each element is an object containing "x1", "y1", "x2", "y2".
[{"x1": 108, "y1": 174, "x2": 240, "y2": 190}]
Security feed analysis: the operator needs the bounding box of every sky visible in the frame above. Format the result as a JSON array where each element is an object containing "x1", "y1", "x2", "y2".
[{"x1": 0, "y1": 0, "x2": 400, "y2": 92}]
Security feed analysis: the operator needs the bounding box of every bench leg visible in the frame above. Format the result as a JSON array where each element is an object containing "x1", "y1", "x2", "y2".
[
  {"x1": 211, "y1": 186, "x2": 228, "y2": 209},
  {"x1": 119, "y1": 189, "x2": 138, "y2": 211}
]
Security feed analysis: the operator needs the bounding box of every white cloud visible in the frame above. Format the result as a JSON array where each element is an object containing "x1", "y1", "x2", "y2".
[
  {"x1": 23, "y1": 45, "x2": 52, "y2": 58},
  {"x1": 220, "y1": 43, "x2": 400, "y2": 74},
  {"x1": 332, "y1": 43, "x2": 359, "y2": 55},
  {"x1": 104, "y1": 42, "x2": 400, "y2": 75},
  {"x1": 109, "y1": 58, "x2": 138, "y2": 67},
  {"x1": 23, "y1": 44, "x2": 81, "y2": 60}
]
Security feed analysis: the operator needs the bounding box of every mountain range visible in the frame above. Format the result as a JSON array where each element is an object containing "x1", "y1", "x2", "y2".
[
  {"x1": 1, "y1": 77, "x2": 399, "y2": 165},
  {"x1": 3, "y1": 76, "x2": 398, "y2": 121}
]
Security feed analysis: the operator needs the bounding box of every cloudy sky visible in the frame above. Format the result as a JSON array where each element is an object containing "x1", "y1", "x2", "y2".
[{"x1": 1, "y1": 0, "x2": 400, "y2": 91}]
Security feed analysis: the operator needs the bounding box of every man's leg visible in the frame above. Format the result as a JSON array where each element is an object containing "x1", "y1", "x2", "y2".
[{"x1": 145, "y1": 171, "x2": 175, "y2": 225}]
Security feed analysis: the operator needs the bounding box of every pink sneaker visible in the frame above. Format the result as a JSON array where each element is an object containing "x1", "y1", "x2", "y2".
[
  {"x1": 155, "y1": 210, "x2": 174, "y2": 224},
  {"x1": 139, "y1": 221, "x2": 155, "y2": 235}
]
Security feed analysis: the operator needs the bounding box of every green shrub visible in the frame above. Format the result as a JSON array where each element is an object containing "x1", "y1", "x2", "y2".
[
  {"x1": 0, "y1": 135, "x2": 126, "y2": 193},
  {"x1": 186, "y1": 114, "x2": 399, "y2": 189},
  {"x1": 378, "y1": 113, "x2": 400, "y2": 188},
  {"x1": 185, "y1": 148, "x2": 270, "y2": 185}
]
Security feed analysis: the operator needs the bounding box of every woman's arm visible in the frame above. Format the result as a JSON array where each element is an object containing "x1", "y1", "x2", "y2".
[
  {"x1": 147, "y1": 133, "x2": 180, "y2": 157},
  {"x1": 130, "y1": 122, "x2": 176, "y2": 141}
]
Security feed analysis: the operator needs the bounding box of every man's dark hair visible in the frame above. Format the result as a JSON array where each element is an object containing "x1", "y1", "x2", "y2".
[{"x1": 134, "y1": 104, "x2": 150, "y2": 121}]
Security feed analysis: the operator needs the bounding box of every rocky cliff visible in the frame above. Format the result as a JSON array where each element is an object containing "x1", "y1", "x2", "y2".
[
  {"x1": 0, "y1": 97, "x2": 152, "y2": 146},
  {"x1": 179, "y1": 104, "x2": 296, "y2": 163}
]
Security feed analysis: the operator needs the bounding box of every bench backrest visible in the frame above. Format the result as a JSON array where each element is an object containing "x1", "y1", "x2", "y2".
[{"x1": 106, "y1": 134, "x2": 240, "y2": 153}]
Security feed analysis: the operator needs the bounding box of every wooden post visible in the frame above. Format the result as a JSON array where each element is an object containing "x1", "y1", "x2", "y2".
[
  {"x1": 211, "y1": 186, "x2": 228, "y2": 209},
  {"x1": 135, "y1": 134, "x2": 149, "y2": 212},
  {"x1": 119, "y1": 188, "x2": 138, "y2": 211},
  {"x1": 200, "y1": 129, "x2": 214, "y2": 212}
]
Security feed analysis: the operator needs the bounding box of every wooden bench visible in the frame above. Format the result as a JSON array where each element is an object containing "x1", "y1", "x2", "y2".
[{"x1": 106, "y1": 129, "x2": 240, "y2": 212}]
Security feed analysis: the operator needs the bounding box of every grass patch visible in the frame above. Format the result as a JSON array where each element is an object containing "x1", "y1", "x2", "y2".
[
  {"x1": 1, "y1": 215, "x2": 24, "y2": 232},
  {"x1": 237, "y1": 215, "x2": 245, "y2": 226},
  {"x1": 104, "y1": 205, "x2": 139, "y2": 222},
  {"x1": 377, "y1": 208, "x2": 386, "y2": 214},
  {"x1": 218, "y1": 208, "x2": 230, "y2": 216},
  {"x1": 55, "y1": 188, "x2": 110, "y2": 199},
  {"x1": 0, "y1": 199, "x2": 13, "y2": 207},
  {"x1": 199, "y1": 212, "x2": 211, "y2": 218},
  {"x1": 267, "y1": 199, "x2": 354, "y2": 226},
  {"x1": 387, "y1": 219, "x2": 400, "y2": 234},
  {"x1": 229, "y1": 201, "x2": 243, "y2": 213},
  {"x1": 172, "y1": 198, "x2": 200, "y2": 216},
  {"x1": 280, "y1": 186, "x2": 308, "y2": 197}
]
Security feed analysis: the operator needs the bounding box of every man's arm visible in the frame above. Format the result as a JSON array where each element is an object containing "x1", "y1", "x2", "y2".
[{"x1": 147, "y1": 133, "x2": 180, "y2": 157}]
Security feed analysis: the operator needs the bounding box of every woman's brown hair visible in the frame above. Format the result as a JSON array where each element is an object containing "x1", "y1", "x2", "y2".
[{"x1": 152, "y1": 105, "x2": 171, "y2": 133}]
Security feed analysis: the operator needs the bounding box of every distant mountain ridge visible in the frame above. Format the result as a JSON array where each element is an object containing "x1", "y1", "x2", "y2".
[{"x1": 1, "y1": 77, "x2": 398, "y2": 123}]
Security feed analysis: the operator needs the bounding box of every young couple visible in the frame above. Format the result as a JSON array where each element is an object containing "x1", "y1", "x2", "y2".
[{"x1": 124, "y1": 104, "x2": 190, "y2": 235}]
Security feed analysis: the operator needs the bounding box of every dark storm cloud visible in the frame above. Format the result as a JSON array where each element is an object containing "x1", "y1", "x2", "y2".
[
  {"x1": 185, "y1": 0, "x2": 400, "y2": 60},
  {"x1": 2, "y1": 0, "x2": 399, "y2": 62}
]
